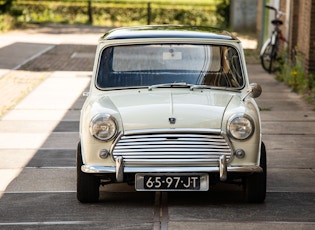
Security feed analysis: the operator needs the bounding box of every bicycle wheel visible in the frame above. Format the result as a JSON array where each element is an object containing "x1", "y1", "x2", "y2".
[{"x1": 260, "y1": 42, "x2": 276, "y2": 73}]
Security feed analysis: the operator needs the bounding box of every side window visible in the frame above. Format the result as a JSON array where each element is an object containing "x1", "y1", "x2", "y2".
[
  {"x1": 226, "y1": 48, "x2": 243, "y2": 87},
  {"x1": 97, "y1": 47, "x2": 113, "y2": 88},
  {"x1": 202, "y1": 46, "x2": 244, "y2": 88}
]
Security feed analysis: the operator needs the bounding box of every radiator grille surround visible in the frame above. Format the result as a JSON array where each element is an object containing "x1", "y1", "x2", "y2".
[{"x1": 111, "y1": 130, "x2": 233, "y2": 166}]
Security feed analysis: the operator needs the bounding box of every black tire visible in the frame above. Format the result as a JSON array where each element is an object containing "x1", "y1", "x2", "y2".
[
  {"x1": 243, "y1": 142, "x2": 267, "y2": 203},
  {"x1": 76, "y1": 142, "x2": 100, "y2": 203},
  {"x1": 260, "y1": 43, "x2": 275, "y2": 73}
]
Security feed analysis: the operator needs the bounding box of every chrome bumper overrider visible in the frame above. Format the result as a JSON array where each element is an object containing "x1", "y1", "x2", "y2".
[{"x1": 81, "y1": 155, "x2": 263, "y2": 182}]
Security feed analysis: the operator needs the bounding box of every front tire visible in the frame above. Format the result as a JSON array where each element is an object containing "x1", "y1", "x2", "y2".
[
  {"x1": 243, "y1": 142, "x2": 267, "y2": 203},
  {"x1": 77, "y1": 142, "x2": 100, "y2": 203}
]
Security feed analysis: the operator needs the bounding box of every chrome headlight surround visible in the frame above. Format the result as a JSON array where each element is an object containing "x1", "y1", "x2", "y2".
[
  {"x1": 89, "y1": 114, "x2": 117, "y2": 141},
  {"x1": 227, "y1": 113, "x2": 255, "y2": 140}
]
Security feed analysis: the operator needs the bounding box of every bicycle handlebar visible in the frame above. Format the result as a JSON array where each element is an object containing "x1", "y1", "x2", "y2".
[
  {"x1": 265, "y1": 5, "x2": 284, "y2": 19},
  {"x1": 265, "y1": 5, "x2": 277, "y2": 11}
]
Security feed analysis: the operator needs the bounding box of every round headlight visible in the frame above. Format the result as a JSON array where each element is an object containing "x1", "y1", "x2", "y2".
[
  {"x1": 228, "y1": 114, "x2": 254, "y2": 140},
  {"x1": 89, "y1": 114, "x2": 117, "y2": 141}
]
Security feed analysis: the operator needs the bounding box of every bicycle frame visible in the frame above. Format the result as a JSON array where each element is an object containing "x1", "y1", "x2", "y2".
[
  {"x1": 260, "y1": 38, "x2": 271, "y2": 57},
  {"x1": 260, "y1": 5, "x2": 284, "y2": 73}
]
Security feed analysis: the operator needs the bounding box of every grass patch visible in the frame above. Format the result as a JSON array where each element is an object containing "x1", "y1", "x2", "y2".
[{"x1": 276, "y1": 51, "x2": 315, "y2": 110}]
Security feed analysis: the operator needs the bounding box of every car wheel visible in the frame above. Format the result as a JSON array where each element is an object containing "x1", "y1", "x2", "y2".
[
  {"x1": 76, "y1": 141, "x2": 100, "y2": 203},
  {"x1": 243, "y1": 142, "x2": 267, "y2": 203}
]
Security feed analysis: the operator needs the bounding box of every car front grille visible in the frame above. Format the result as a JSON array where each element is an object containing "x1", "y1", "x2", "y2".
[{"x1": 111, "y1": 131, "x2": 233, "y2": 166}]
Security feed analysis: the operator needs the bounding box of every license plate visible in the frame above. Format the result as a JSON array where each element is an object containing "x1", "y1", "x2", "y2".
[{"x1": 135, "y1": 173, "x2": 209, "y2": 191}]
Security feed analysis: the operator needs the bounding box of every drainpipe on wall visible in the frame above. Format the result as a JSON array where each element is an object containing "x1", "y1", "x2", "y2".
[
  {"x1": 285, "y1": 0, "x2": 291, "y2": 49},
  {"x1": 259, "y1": 0, "x2": 266, "y2": 49}
]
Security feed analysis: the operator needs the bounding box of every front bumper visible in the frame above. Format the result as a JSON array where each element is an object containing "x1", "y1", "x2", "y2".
[{"x1": 81, "y1": 155, "x2": 263, "y2": 182}]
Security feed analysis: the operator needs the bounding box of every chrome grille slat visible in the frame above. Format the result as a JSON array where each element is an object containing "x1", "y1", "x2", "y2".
[
  {"x1": 113, "y1": 151, "x2": 231, "y2": 155},
  {"x1": 120, "y1": 135, "x2": 224, "y2": 139},
  {"x1": 114, "y1": 149, "x2": 230, "y2": 153},
  {"x1": 112, "y1": 132, "x2": 232, "y2": 165},
  {"x1": 124, "y1": 160, "x2": 220, "y2": 163},
  {"x1": 119, "y1": 155, "x2": 229, "y2": 159},
  {"x1": 115, "y1": 145, "x2": 230, "y2": 150},
  {"x1": 117, "y1": 142, "x2": 228, "y2": 146}
]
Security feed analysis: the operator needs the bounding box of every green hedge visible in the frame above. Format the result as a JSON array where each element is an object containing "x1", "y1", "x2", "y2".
[{"x1": 13, "y1": 1, "x2": 225, "y2": 28}]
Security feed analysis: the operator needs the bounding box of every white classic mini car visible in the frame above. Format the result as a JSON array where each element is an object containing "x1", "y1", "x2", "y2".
[{"x1": 77, "y1": 25, "x2": 266, "y2": 203}]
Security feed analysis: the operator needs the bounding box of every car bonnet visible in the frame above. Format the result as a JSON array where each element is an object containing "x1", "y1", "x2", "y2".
[{"x1": 96, "y1": 89, "x2": 235, "y2": 131}]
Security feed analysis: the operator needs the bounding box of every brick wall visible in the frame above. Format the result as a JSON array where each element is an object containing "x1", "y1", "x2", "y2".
[
  {"x1": 289, "y1": 0, "x2": 299, "y2": 55},
  {"x1": 297, "y1": 0, "x2": 310, "y2": 65},
  {"x1": 309, "y1": 1, "x2": 315, "y2": 74},
  {"x1": 291, "y1": 0, "x2": 315, "y2": 76}
]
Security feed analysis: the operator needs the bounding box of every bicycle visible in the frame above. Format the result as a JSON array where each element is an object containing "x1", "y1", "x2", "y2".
[{"x1": 260, "y1": 5, "x2": 286, "y2": 73}]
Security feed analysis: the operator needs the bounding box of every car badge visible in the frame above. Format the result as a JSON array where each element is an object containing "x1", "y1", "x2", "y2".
[{"x1": 169, "y1": 117, "x2": 176, "y2": 124}]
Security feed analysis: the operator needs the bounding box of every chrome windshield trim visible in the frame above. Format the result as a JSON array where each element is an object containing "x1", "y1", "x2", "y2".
[{"x1": 96, "y1": 86, "x2": 148, "y2": 91}]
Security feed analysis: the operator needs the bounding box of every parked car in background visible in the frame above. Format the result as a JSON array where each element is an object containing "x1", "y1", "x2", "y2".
[{"x1": 77, "y1": 25, "x2": 266, "y2": 203}]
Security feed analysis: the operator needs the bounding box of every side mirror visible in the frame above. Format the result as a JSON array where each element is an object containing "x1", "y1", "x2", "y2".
[{"x1": 250, "y1": 83, "x2": 262, "y2": 98}]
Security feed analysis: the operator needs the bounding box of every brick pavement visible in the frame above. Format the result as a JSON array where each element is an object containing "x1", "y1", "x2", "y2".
[{"x1": 19, "y1": 44, "x2": 95, "y2": 72}]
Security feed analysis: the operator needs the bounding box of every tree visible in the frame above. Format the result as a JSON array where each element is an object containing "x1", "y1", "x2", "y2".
[
  {"x1": 0, "y1": 0, "x2": 13, "y2": 14},
  {"x1": 87, "y1": 0, "x2": 93, "y2": 24},
  {"x1": 216, "y1": 0, "x2": 230, "y2": 29}
]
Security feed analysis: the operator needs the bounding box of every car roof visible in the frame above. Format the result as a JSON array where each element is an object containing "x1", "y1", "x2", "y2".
[{"x1": 100, "y1": 25, "x2": 238, "y2": 41}]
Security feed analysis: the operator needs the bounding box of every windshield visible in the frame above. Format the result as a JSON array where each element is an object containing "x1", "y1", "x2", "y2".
[{"x1": 96, "y1": 44, "x2": 244, "y2": 89}]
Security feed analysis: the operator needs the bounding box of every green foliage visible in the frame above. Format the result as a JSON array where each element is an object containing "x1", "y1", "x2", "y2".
[
  {"x1": 0, "y1": 0, "x2": 13, "y2": 13},
  {"x1": 277, "y1": 52, "x2": 304, "y2": 92},
  {"x1": 215, "y1": 0, "x2": 230, "y2": 29},
  {"x1": 0, "y1": 14, "x2": 14, "y2": 32},
  {"x1": 277, "y1": 51, "x2": 315, "y2": 109},
  {"x1": 19, "y1": 2, "x2": 88, "y2": 24},
  {"x1": 0, "y1": 10, "x2": 24, "y2": 32},
  {"x1": 12, "y1": 0, "x2": 225, "y2": 27}
]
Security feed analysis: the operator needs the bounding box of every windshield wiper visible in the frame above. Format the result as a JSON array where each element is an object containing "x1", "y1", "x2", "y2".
[
  {"x1": 148, "y1": 82, "x2": 192, "y2": 91},
  {"x1": 189, "y1": 85, "x2": 213, "y2": 91},
  {"x1": 190, "y1": 84, "x2": 239, "y2": 92}
]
